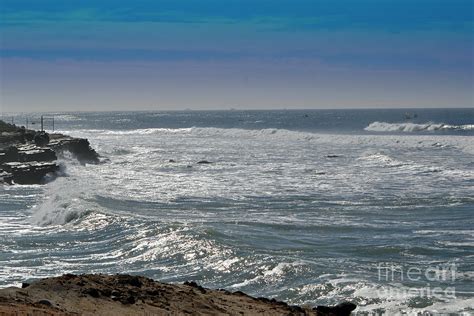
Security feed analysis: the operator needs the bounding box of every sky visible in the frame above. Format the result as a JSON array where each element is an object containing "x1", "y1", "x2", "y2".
[{"x1": 0, "y1": 0, "x2": 473, "y2": 112}]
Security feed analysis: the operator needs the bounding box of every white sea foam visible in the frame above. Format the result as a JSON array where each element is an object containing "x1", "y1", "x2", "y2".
[
  {"x1": 29, "y1": 173, "x2": 95, "y2": 226},
  {"x1": 56, "y1": 126, "x2": 474, "y2": 156},
  {"x1": 365, "y1": 121, "x2": 474, "y2": 132}
]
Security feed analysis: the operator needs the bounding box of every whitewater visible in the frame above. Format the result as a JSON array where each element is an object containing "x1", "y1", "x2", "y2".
[{"x1": 0, "y1": 109, "x2": 473, "y2": 314}]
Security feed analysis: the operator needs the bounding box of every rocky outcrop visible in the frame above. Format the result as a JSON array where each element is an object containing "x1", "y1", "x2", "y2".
[
  {"x1": 0, "y1": 145, "x2": 59, "y2": 184},
  {"x1": 0, "y1": 170, "x2": 13, "y2": 184},
  {"x1": 197, "y1": 160, "x2": 212, "y2": 164},
  {"x1": 33, "y1": 131, "x2": 50, "y2": 147},
  {"x1": 0, "y1": 146, "x2": 19, "y2": 164},
  {"x1": 0, "y1": 145, "x2": 57, "y2": 164},
  {"x1": 1, "y1": 121, "x2": 100, "y2": 185},
  {"x1": 0, "y1": 274, "x2": 357, "y2": 315},
  {"x1": 18, "y1": 145, "x2": 57, "y2": 163},
  {"x1": 1, "y1": 161, "x2": 59, "y2": 185},
  {"x1": 48, "y1": 134, "x2": 100, "y2": 164}
]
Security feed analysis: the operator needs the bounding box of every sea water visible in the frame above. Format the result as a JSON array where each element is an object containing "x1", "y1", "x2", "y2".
[{"x1": 1, "y1": 109, "x2": 473, "y2": 314}]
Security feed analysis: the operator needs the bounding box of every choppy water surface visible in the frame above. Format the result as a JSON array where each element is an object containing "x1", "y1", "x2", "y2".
[{"x1": 1, "y1": 109, "x2": 473, "y2": 314}]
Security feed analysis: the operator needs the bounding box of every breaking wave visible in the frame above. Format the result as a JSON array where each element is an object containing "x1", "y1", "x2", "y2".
[{"x1": 365, "y1": 122, "x2": 474, "y2": 133}]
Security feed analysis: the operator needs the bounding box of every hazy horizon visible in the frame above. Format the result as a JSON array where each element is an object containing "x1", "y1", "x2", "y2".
[
  {"x1": 2, "y1": 106, "x2": 474, "y2": 116},
  {"x1": 1, "y1": 0, "x2": 473, "y2": 112}
]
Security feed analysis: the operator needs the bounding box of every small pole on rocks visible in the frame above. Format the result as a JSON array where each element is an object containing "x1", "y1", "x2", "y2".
[{"x1": 41, "y1": 115, "x2": 44, "y2": 131}]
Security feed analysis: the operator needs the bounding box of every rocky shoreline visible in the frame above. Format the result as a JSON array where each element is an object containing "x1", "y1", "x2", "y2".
[
  {"x1": 0, "y1": 120, "x2": 99, "y2": 185},
  {"x1": 0, "y1": 274, "x2": 357, "y2": 315}
]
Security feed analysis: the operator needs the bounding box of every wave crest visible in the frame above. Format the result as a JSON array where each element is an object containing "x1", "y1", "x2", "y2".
[{"x1": 365, "y1": 122, "x2": 474, "y2": 133}]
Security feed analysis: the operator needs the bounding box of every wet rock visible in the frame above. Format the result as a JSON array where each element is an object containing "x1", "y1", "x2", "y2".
[
  {"x1": 21, "y1": 283, "x2": 30, "y2": 289},
  {"x1": 18, "y1": 147, "x2": 57, "y2": 162},
  {"x1": 48, "y1": 137, "x2": 100, "y2": 164},
  {"x1": 0, "y1": 171, "x2": 13, "y2": 184},
  {"x1": 0, "y1": 132, "x2": 24, "y2": 145},
  {"x1": 24, "y1": 131, "x2": 35, "y2": 142},
  {"x1": 197, "y1": 160, "x2": 212, "y2": 164},
  {"x1": 314, "y1": 301, "x2": 357, "y2": 316},
  {"x1": 2, "y1": 161, "x2": 59, "y2": 184},
  {"x1": 1, "y1": 126, "x2": 100, "y2": 185},
  {"x1": 34, "y1": 131, "x2": 50, "y2": 147},
  {"x1": 0, "y1": 146, "x2": 19, "y2": 164}
]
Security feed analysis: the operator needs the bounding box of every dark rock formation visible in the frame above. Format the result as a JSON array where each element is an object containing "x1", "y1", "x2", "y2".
[
  {"x1": 33, "y1": 131, "x2": 50, "y2": 147},
  {"x1": 1, "y1": 120, "x2": 100, "y2": 185},
  {"x1": 24, "y1": 130, "x2": 35, "y2": 142},
  {"x1": 0, "y1": 170, "x2": 13, "y2": 184},
  {"x1": 314, "y1": 301, "x2": 357, "y2": 316},
  {"x1": 0, "y1": 145, "x2": 58, "y2": 185},
  {"x1": 0, "y1": 146, "x2": 19, "y2": 164},
  {"x1": 48, "y1": 135, "x2": 100, "y2": 165},
  {"x1": 1, "y1": 161, "x2": 59, "y2": 185},
  {"x1": 17, "y1": 145, "x2": 57, "y2": 162},
  {"x1": 197, "y1": 160, "x2": 212, "y2": 164}
]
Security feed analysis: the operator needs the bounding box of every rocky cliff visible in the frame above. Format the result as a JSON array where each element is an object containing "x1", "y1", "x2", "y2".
[{"x1": 0, "y1": 121, "x2": 99, "y2": 185}]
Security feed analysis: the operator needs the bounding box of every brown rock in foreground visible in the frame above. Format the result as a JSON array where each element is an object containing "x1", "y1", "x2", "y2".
[{"x1": 0, "y1": 274, "x2": 356, "y2": 316}]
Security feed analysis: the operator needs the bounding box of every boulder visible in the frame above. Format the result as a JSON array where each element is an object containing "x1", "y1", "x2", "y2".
[{"x1": 34, "y1": 131, "x2": 50, "y2": 147}]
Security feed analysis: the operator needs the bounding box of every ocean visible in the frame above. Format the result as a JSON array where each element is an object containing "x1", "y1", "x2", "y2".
[{"x1": 1, "y1": 108, "x2": 473, "y2": 314}]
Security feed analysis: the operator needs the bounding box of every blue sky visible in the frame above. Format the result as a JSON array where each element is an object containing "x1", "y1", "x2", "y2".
[{"x1": 0, "y1": 0, "x2": 473, "y2": 111}]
